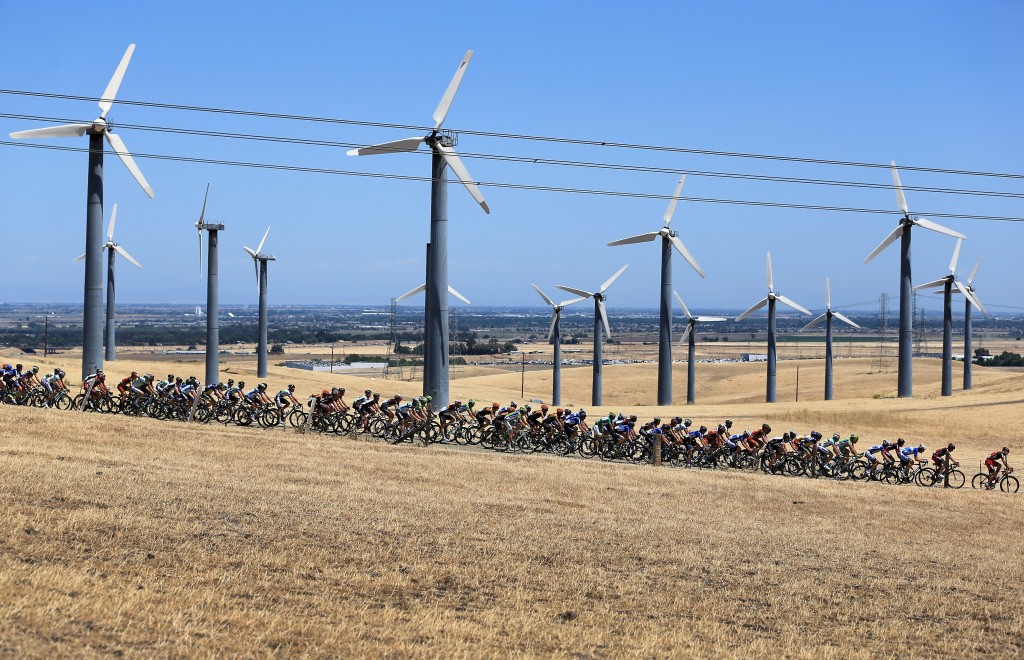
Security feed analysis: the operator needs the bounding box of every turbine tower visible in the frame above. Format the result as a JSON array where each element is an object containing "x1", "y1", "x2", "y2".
[
  {"x1": 556, "y1": 265, "x2": 629, "y2": 407},
  {"x1": 800, "y1": 278, "x2": 859, "y2": 401},
  {"x1": 347, "y1": 51, "x2": 489, "y2": 408},
  {"x1": 9, "y1": 44, "x2": 153, "y2": 378},
  {"x1": 957, "y1": 257, "x2": 989, "y2": 390},
  {"x1": 607, "y1": 175, "x2": 704, "y2": 405},
  {"x1": 673, "y1": 291, "x2": 725, "y2": 405},
  {"x1": 913, "y1": 239, "x2": 984, "y2": 396},
  {"x1": 74, "y1": 203, "x2": 143, "y2": 362},
  {"x1": 532, "y1": 284, "x2": 585, "y2": 406},
  {"x1": 863, "y1": 162, "x2": 964, "y2": 398},
  {"x1": 736, "y1": 252, "x2": 811, "y2": 403},
  {"x1": 244, "y1": 228, "x2": 274, "y2": 379},
  {"x1": 195, "y1": 184, "x2": 225, "y2": 386}
]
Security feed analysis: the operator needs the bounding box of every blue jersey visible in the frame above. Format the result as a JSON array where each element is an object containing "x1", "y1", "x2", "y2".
[
  {"x1": 899, "y1": 446, "x2": 922, "y2": 460},
  {"x1": 868, "y1": 444, "x2": 885, "y2": 453}
]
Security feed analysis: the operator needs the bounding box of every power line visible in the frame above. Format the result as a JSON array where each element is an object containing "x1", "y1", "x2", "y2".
[
  {"x1": 5, "y1": 139, "x2": 1024, "y2": 223},
  {"x1": 5, "y1": 112, "x2": 1024, "y2": 202},
  {"x1": 3, "y1": 87, "x2": 1024, "y2": 181}
]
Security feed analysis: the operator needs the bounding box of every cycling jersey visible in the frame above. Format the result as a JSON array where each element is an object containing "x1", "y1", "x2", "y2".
[
  {"x1": 932, "y1": 447, "x2": 951, "y2": 459},
  {"x1": 246, "y1": 388, "x2": 261, "y2": 400},
  {"x1": 989, "y1": 451, "x2": 1007, "y2": 462},
  {"x1": 352, "y1": 396, "x2": 370, "y2": 409},
  {"x1": 867, "y1": 444, "x2": 885, "y2": 454},
  {"x1": 899, "y1": 447, "x2": 921, "y2": 461}
]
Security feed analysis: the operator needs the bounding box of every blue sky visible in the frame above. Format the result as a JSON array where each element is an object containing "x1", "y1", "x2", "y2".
[{"x1": 1, "y1": 0, "x2": 1022, "y2": 316}]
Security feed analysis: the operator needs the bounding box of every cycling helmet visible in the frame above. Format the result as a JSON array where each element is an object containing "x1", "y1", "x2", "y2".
[
  {"x1": 653, "y1": 417, "x2": 661, "y2": 425},
  {"x1": 897, "y1": 438, "x2": 905, "y2": 447},
  {"x1": 217, "y1": 383, "x2": 226, "y2": 389},
  {"x1": 287, "y1": 384, "x2": 295, "y2": 391},
  {"x1": 130, "y1": 371, "x2": 138, "y2": 378},
  {"x1": 762, "y1": 423, "x2": 771, "y2": 433},
  {"x1": 850, "y1": 433, "x2": 858, "y2": 442},
  {"x1": 629, "y1": 415, "x2": 637, "y2": 422},
  {"x1": 699, "y1": 425, "x2": 708, "y2": 434},
  {"x1": 742, "y1": 431, "x2": 751, "y2": 439},
  {"x1": 332, "y1": 388, "x2": 339, "y2": 394},
  {"x1": 725, "y1": 420, "x2": 733, "y2": 429},
  {"x1": 541, "y1": 404, "x2": 549, "y2": 411},
  {"x1": 556, "y1": 407, "x2": 564, "y2": 414},
  {"x1": 56, "y1": 368, "x2": 65, "y2": 377},
  {"x1": 31, "y1": 366, "x2": 39, "y2": 373},
  {"x1": 453, "y1": 400, "x2": 462, "y2": 405},
  {"x1": 523, "y1": 405, "x2": 531, "y2": 412},
  {"x1": 167, "y1": 374, "x2": 174, "y2": 381},
  {"x1": 579, "y1": 410, "x2": 587, "y2": 418},
  {"x1": 364, "y1": 389, "x2": 372, "y2": 396},
  {"x1": 509, "y1": 401, "x2": 517, "y2": 408},
  {"x1": 424, "y1": 395, "x2": 431, "y2": 402},
  {"x1": 811, "y1": 431, "x2": 822, "y2": 440},
  {"x1": 372, "y1": 393, "x2": 380, "y2": 398},
  {"x1": 684, "y1": 418, "x2": 692, "y2": 427},
  {"x1": 258, "y1": 382, "x2": 267, "y2": 390},
  {"x1": 395, "y1": 394, "x2": 403, "y2": 400},
  {"x1": 788, "y1": 430, "x2": 796, "y2": 439},
  {"x1": 322, "y1": 390, "x2": 330, "y2": 396},
  {"x1": 468, "y1": 399, "x2": 475, "y2": 405},
  {"x1": 339, "y1": 387, "x2": 346, "y2": 393},
  {"x1": 717, "y1": 425, "x2": 726, "y2": 433},
  {"x1": 238, "y1": 381, "x2": 245, "y2": 388},
  {"x1": 671, "y1": 417, "x2": 681, "y2": 424},
  {"x1": 227, "y1": 379, "x2": 234, "y2": 386},
  {"x1": 1003, "y1": 447, "x2": 1010, "y2": 454},
  {"x1": 491, "y1": 402, "x2": 499, "y2": 409},
  {"x1": 947, "y1": 443, "x2": 955, "y2": 451},
  {"x1": 917, "y1": 444, "x2": 925, "y2": 452}
]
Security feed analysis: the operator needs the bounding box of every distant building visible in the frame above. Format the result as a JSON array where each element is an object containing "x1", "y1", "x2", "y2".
[{"x1": 742, "y1": 353, "x2": 768, "y2": 362}]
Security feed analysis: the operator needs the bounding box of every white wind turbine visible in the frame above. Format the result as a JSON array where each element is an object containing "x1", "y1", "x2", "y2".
[
  {"x1": 10, "y1": 44, "x2": 153, "y2": 378},
  {"x1": 244, "y1": 228, "x2": 274, "y2": 379},
  {"x1": 347, "y1": 50, "x2": 489, "y2": 408},
  {"x1": 800, "y1": 277, "x2": 860, "y2": 401},
  {"x1": 532, "y1": 284, "x2": 585, "y2": 406},
  {"x1": 673, "y1": 291, "x2": 726, "y2": 405}
]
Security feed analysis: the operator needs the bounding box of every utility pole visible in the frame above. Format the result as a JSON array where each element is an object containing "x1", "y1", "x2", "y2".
[{"x1": 521, "y1": 351, "x2": 525, "y2": 399}]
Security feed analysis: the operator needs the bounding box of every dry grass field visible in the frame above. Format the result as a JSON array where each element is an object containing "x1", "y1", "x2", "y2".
[{"x1": 3, "y1": 346, "x2": 1023, "y2": 655}]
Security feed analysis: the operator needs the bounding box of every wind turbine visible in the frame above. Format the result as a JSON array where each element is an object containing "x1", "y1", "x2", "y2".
[
  {"x1": 913, "y1": 239, "x2": 984, "y2": 396},
  {"x1": 347, "y1": 50, "x2": 489, "y2": 408},
  {"x1": 863, "y1": 162, "x2": 964, "y2": 398},
  {"x1": 800, "y1": 277, "x2": 860, "y2": 401},
  {"x1": 736, "y1": 252, "x2": 811, "y2": 403},
  {"x1": 10, "y1": 44, "x2": 153, "y2": 378},
  {"x1": 556, "y1": 265, "x2": 629, "y2": 406},
  {"x1": 194, "y1": 184, "x2": 225, "y2": 385},
  {"x1": 74, "y1": 203, "x2": 142, "y2": 362},
  {"x1": 673, "y1": 291, "x2": 726, "y2": 405},
  {"x1": 607, "y1": 175, "x2": 704, "y2": 405},
  {"x1": 395, "y1": 283, "x2": 472, "y2": 306},
  {"x1": 244, "y1": 228, "x2": 274, "y2": 379},
  {"x1": 958, "y1": 257, "x2": 989, "y2": 390},
  {"x1": 532, "y1": 284, "x2": 585, "y2": 406}
]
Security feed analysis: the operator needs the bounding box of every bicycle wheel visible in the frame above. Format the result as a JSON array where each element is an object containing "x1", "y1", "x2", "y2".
[
  {"x1": 946, "y1": 469, "x2": 966, "y2": 489},
  {"x1": 915, "y1": 467, "x2": 937, "y2": 487},
  {"x1": 1000, "y1": 475, "x2": 1019, "y2": 493},
  {"x1": 971, "y1": 473, "x2": 989, "y2": 490}
]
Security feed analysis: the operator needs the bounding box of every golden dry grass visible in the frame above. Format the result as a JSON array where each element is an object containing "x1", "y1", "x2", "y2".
[{"x1": 2, "y1": 401, "x2": 1024, "y2": 657}]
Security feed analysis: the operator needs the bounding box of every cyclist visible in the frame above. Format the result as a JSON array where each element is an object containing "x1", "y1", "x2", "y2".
[
  {"x1": 227, "y1": 380, "x2": 246, "y2": 404},
  {"x1": 985, "y1": 447, "x2": 1011, "y2": 490},
  {"x1": 352, "y1": 389, "x2": 373, "y2": 414},
  {"x1": 747, "y1": 423, "x2": 771, "y2": 452},
  {"x1": 898, "y1": 443, "x2": 926, "y2": 480},
  {"x1": 40, "y1": 368, "x2": 67, "y2": 406},
  {"x1": 22, "y1": 366, "x2": 41, "y2": 389},
  {"x1": 357, "y1": 392, "x2": 382, "y2": 432},
  {"x1": 116, "y1": 372, "x2": 139, "y2": 398},
  {"x1": 834, "y1": 433, "x2": 859, "y2": 459},
  {"x1": 201, "y1": 380, "x2": 224, "y2": 404},
  {"x1": 155, "y1": 374, "x2": 176, "y2": 399},
  {"x1": 930, "y1": 443, "x2": 956, "y2": 474},
  {"x1": 273, "y1": 384, "x2": 299, "y2": 424},
  {"x1": 381, "y1": 394, "x2": 403, "y2": 423},
  {"x1": 334, "y1": 387, "x2": 350, "y2": 413},
  {"x1": 82, "y1": 370, "x2": 108, "y2": 400},
  {"x1": 766, "y1": 431, "x2": 791, "y2": 470},
  {"x1": 438, "y1": 400, "x2": 462, "y2": 436},
  {"x1": 246, "y1": 382, "x2": 272, "y2": 407},
  {"x1": 474, "y1": 402, "x2": 496, "y2": 431}
]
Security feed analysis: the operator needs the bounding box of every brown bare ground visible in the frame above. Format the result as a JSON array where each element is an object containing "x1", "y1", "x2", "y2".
[{"x1": 2, "y1": 395, "x2": 1023, "y2": 657}]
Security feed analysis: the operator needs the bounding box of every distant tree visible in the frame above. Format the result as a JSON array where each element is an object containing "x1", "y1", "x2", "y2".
[{"x1": 270, "y1": 343, "x2": 285, "y2": 355}]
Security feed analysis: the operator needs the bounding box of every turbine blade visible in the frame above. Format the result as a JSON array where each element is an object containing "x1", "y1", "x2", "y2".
[
  {"x1": 801, "y1": 313, "x2": 828, "y2": 331},
  {"x1": 949, "y1": 237, "x2": 962, "y2": 274},
  {"x1": 736, "y1": 298, "x2": 769, "y2": 321},
  {"x1": 433, "y1": 50, "x2": 473, "y2": 129},
  {"x1": 597, "y1": 299, "x2": 611, "y2": 337},
  {"x1": 967, "y1": 289, "x2": 989, "y2": 317},
  {"x1": 447, "y1": 285, "x2": 471, "y2": 305},
  {"x1": 107, "y1": 203, "x2": 118, "y2": 242},
  {"x1": 955, "y1": 280, "x2": 985, "y2": 316},
  {"x1": 678, "y1": 322, "x2": 692, "y2": 346},
  {"x1": 967, "y1": 257, "x2": 982, "y2": 286},
  {"x1": 256, "y1": 227, "x2": 270, "y2": 254},
  {"x1": 254, "y1": 260, "x2": 260, "y2": 294},
  {"x1": 599, "y1": 264, "x2": 629, "y2": 293},
  {"x1": 437, "y1": 145, "x2": 489, "y2": 214},
  {"x1": 395, "y1": 283, "x2": 427, "y2": 303},
  {"x1": 346, "y1": 136, "x2": 424, "y2": 157},
  {"x1": 547, "y1": 311, "x2": 558, "y2": 341},
  {"x1": 532, "y1": 283, "x2": 555, "y2": 307},
  {"x1": 663, "y1": 174, "x2": 686, "y2": 225},
  {"x1": 695, "y1": 316, "x2": 727, "y2": 322},
  {"x1": 864, "y1": 224, "x2": 904, "y2": 264},
  {"x1": 825, "y1": 277, "x2": 831, "y2": 309},
  {"x1": 776, "y1": 294, "x2": 812, "y2": 316},
  {"x1": 198, "y1": 182, "x2": 209, "y2": 224},
  {"x1": 9, "y1": 123, "x2": 90, "y2": 139},
  {"x1": 914, "y1": 217, "x2": 965, "y2": 240},
  {"x1": 114, "y1": 244, "x2": 143, "y2": 269},
  {"x1": 104, "y1": 132, "x2": 154, "y2": 198},
  {"x1": 556, "y1": 285, "x2": 594, "y2": 298},
  {"x1": 912, "y1": 278, "x2": 948, "y2": 291},
  {"x1": 73, "y1": 253, "x2": 86, "y2": 263},
  {"x1": 670, "y1": 235, "x2": 704, "y2": 278},
  {"x1": 673, "y1": 290, "x2": 692, "y2": 320},
  {"x1": 832, "y1": 311, "x2": 860, "y2": 329},
  {"x1": 891, "y1": 161, "x2": 909, "y2": 216},
  {"x1": 607, "y1": 231, "x2": 659, "y2": 246},
  {"x1": 558, "y1": 296, "x2": 586, "y2": 308},
  {"x1": 99, "y1": 44, "x2": 135, "y2": 119},
  {"x1": 766, "y1": 251, "x2": 774, "y2": 291},
  {"x1": 243, "y1": 246, "x2": 257, "y2": 258},
  {"x1": 198, "y1": 230, "x2": 203, "y2": 280}
]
